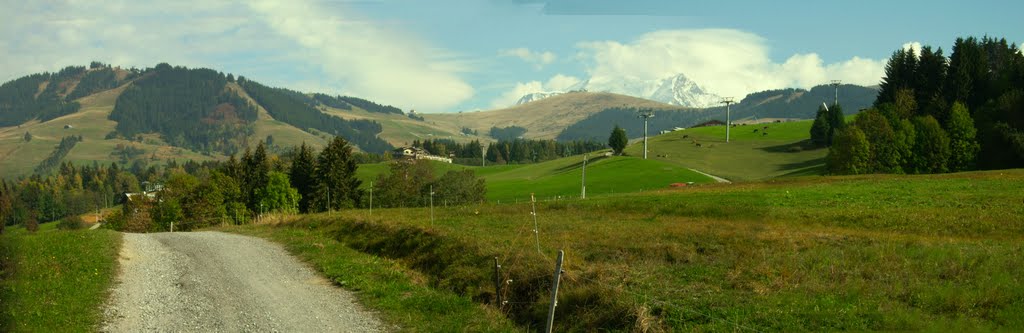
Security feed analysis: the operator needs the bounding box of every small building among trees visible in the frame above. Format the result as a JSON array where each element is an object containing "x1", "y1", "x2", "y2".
[{"x1": 393, "y1": 146, "x2": 452, "y2": 163}]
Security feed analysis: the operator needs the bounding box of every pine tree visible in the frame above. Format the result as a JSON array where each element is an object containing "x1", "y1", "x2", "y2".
[
  {"x1": 826, "y1": 103, "x2": 845, "y2": 145},
  {"x1": 311, "y1": 136, "x2": 362, "y2": 211},
  {"x1": 876, "y1": 48, "x2": 919, "y2": 106},
  {"x1": 916, "y1": 46, "x2": 950, "y2": 122},
  {"x1": 608, "y1": 125, "x2": 628, "y2": 155},
  {"x1": 289, "y1": 143, "x2": 317, "y2": 213},
  {"x1": 810, "y1": 104, "x2": 831, "y2": 146}
]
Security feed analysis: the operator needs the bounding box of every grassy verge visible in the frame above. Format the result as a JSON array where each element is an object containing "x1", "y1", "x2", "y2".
[
  {"x1": 0, "y1": 224, "x2": 122, "y2": 332},
  {"x1": 224, "y1": 222, "x2": 519, "y2": 332},
  {"x1": 251, "y1": 169, "x2": 1024, "y2": 331}
]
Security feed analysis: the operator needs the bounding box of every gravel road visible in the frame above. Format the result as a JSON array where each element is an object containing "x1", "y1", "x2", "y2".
[{"x1": 102, "y1": 231, "x2": 385, "y2": 332}]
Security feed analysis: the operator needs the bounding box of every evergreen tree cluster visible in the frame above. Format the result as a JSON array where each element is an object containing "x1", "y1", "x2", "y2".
[
  {"x1": 411, "y1": 138, "x2": 484, "y2": 160},
  {"x1": 238, "y1": 79, "x2": 393, "y2": 154},
  {"x1": 0, "y1": 68, "x2": 83, "y2": 126},
  {"x1": 831, "y1": 36, "x2": 1024, "y2": 174},
  {"x1": 872, "y1": 36, "x2": 1024, "y2": 170},
  {"x1": 35, "y1": 135, "x2": 84, "y2": 175},
  {"x1": 66, "y1": 66, "x2": 129, "y2": 101},
  {"x1": 1, "y1": 159, "x2": 160, "y2": 231},
  {"x1": 810, "y1": 104, "x2": 846, "y2": 146},
  {"x1": 485, "y1": 138, "x2": 605, "y2": 164},
  {"x1": 489, "y1": 125, "x2": 528, "y2": 140},
  {"x1": 338, "y1": 95, "x2": 404, "y2": 115},
  {"x1": 109, "y1": 64, "x2": 257, "y2": 155},
  {"x1": 0, "y1": 138, "x2": 489, "y2": 233},
  {"x1": 311, "y1": 93, "x2": 354, "y2": 110}
]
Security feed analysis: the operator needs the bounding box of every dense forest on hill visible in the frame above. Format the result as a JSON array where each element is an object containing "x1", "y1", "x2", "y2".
[
  {"x1": 109, "y1": 64, "x2": 257, "y2": 155},
  {"x1": 338, "y1": 95, "x2": 404, "y2": 115},
  {"x1": 66, "y1": 63, "x2": 136, "y2": 100},
  {"x1": 238, "y1": 79, "x2": 393, "y2": 153},
  {"x1": 0, "y1": 67, "x2": 85, "y2": 126},
  {"x1": 0, "y1": 62, "x2": 139, "y2": 127},
  {"x1": 828, "y1": 36, "x2": 1024, "y2": 174},
  {"x1": 485, "y1": 138, "x2": 606, "y2": 164}
]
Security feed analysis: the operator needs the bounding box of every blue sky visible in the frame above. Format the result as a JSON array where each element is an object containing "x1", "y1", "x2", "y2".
[{"x1": 1, "y1": 0, "x2": 1020, "y2": 112}]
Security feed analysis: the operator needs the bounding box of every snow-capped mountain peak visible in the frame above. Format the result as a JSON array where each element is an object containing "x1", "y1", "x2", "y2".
[
  {"x1": 513, "y1": 73, "x2": 721, "y2": 108},
  {"x1": 515, "y1": 91, "x2": 564, "y2": 105}
]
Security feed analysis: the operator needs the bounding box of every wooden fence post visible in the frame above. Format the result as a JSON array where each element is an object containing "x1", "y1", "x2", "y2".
[
  {"x1": 545, "y1": 250, "x2": 564, "y2": 333},
  {"x1": 493, "y1": 257, "x2": 503, "y2": 310}
]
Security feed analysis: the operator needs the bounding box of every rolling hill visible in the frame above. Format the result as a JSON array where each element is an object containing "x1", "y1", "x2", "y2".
[
  {"x1": 0, "y1": 62, "x2": 872, "y2": 180},
  {"x1": 626, "y1": 119, "x2": 827, "y2": 181},
  {"x1": 423, "y1": 92, "x2": 684, "y2": 140}
]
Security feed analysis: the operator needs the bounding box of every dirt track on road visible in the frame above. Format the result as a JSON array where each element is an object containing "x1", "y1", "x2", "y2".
[{"x1": 102, "y1": 231, "x2": 384, "y2": 332}]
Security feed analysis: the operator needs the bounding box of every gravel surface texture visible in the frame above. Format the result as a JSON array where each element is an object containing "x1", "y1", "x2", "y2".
[{"x1": 102, "y1": 231, "x2": 385, "y2": 332}]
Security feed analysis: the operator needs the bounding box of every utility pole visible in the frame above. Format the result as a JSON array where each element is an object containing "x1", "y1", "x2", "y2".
[
  {"x1": 581, "y1": 154, "x2": 587, "y2": 199},
  {"x1": 830, "y1": 80, "x2": 841, "y2": 106},
  {"x1": 638, "y1": 110, "x2": 654, "y2": 159},
  {"x1": 720, "y1": 98, "x2": 735, "y2": 143},
  {"x1": 369, "y1": 181, "x2": 373, "y2": 217}
]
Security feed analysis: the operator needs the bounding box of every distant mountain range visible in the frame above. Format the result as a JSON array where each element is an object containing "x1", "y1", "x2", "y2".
[
  {"x1": 514, "y1": 73, "x2": 722, "y2": 108},
  {"x1": 0, "y1": 62, "x2": 878, "y2": 178}
]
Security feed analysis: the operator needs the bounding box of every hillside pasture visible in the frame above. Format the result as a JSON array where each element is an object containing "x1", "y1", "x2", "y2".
[
  {"x1": 253, "y1": 169, "x2": 1024, "y2": 332},
  {"x1": 634, "y1": 119, "x2": 827, "y2": 181}
]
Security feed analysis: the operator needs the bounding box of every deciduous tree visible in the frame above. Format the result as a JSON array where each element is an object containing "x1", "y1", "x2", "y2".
[
  {"x1": 826, "y1": 126, "x2": 871, "y2": 175},
  {"x1": 945, "y1": 102, "x2": 980, "y2": 171}
]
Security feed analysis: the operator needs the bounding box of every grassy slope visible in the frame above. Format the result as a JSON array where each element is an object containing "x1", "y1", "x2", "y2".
[
  {"x1": 0, "y1": 225, "x2": 122, "y2": 332},
  {"x1": 268, "y1": 169, "x2": 1024, "y2": 331},
  {"x1": 424, "y1": 92, "x2": 683, "y2": 140},
  {"x1": 356, "y1": 154, "x2": 715, "y2": 202},
  {"x1": 318, "y1": 105, "x2": 471, "y2": 147},
  {"x1": 631, "y1": 119, "x2": 827, "y2": 181},
  {"x1": 228, "y1": 82, "x2": 329, "y2": 151}
]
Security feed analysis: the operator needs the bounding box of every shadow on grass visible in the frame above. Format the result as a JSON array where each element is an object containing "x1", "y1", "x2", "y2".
[
  {"x1": 776, "y1": 157, "x2": 826, "y2": 173},
  {"x1": 553, "y1": 155, "x2": 609, "y2": 173},
  {"x1": 757, "y1": 139, "x2": 822, "y2": 153}
]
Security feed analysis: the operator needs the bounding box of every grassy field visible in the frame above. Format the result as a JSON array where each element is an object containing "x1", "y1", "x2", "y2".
[
  {"x1": 356, "y1": 154, "x2": 715, "y2": 203},
  {"x1": 0, "y1": 224, "x2": 122, "y2": 332},
  {"x1": 319, "y1": 105, "x2": 473, "y2": 147},
  {"x1": 244, "y1": 169, "x2": 1024, "y2": 331},
  {"x1": 635, "y1": 120, "x2": 828, "y2": 181}
]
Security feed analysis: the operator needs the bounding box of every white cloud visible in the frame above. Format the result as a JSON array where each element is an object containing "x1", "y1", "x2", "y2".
[
  {"x1": 489, "y1": 73, "x2": 581, "y2": 107},
  {"x1": 545, "y1": 74, "x2": 581, "y2": 91},
  {"x1": 902, "y1": 41, "x2": 923, "y2": 56},
  {"x1": 573, "y1": 29, "x2": 887, "y2": 98},
  {"x1": 247, "y1": 0, "x2": 473, "y2": 111},
  {"x1": 499, "y1": 47, "x2": 557, "y2": 69},
  {"x1": 0, "y1": 0, "x2": 474, "y2": 111}
]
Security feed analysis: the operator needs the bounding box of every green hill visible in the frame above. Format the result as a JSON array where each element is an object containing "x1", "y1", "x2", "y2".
[
  {"x1": 627, "y1": 119, "x2": 827, "y2": 181},
  {"x1": 356, "y1": 154, "x2": 715, "y2": 203}
]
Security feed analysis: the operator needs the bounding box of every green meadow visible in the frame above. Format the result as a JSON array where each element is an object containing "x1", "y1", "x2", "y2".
[{"x1": 251, "y1": 169, "x2": 1024, "y2": 331}]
